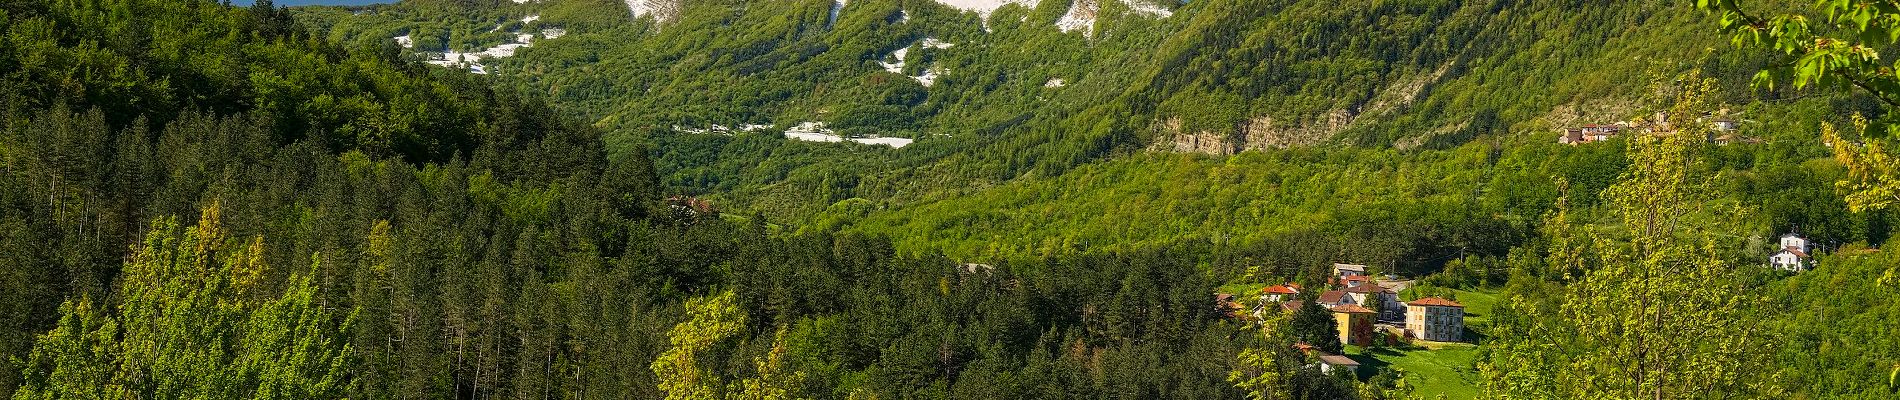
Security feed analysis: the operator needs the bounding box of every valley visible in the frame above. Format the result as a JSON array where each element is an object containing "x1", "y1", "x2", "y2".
[{"x1": 0, "y1": 0, "x2": 1896, "y2": 399}]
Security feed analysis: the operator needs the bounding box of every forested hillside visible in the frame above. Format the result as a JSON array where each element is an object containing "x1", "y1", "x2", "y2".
[
  {"x1": 0, "y1": 1, "x2": 1357, "y2": 398},
  {"x1": 298, "y1": 0, "x2": 1841, "y2": 222},
  {"x1": 5, "y1": 0, "x2": 1899, "y2": 399}
]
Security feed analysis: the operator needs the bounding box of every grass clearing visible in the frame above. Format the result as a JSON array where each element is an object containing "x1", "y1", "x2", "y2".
[
  {"x1": 1358, "y1": 344, "x2": 1482, "y2": 399},
  {"x1": 1359, "y1": 286, "x2": 1502, "y2": 398}
]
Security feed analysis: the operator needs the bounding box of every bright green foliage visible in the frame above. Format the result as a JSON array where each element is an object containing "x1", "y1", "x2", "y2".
[
  {"x1": 11, "y1": 298, "x2": 124, "y2": 399},
  {"x1": 729, "y1": 326, "x2": 806, "y2": 400},
  {"x1": 1480, "y1": 77, "x2": 1784, "y2": 398},
  {"x1": 1824, "y1": 117, "x2": 1900, "y2": 213},
  {"x1": 234, "y1": 255, "x2": 355, "y2": 399},
  {"x1": 1768, "y1": 245, "x2": 1900, "y2": 397},
  {"x1": 114, "y1": 210, "x2": 246, "y2": 397},
  {"x1": 653, "y1": 290, "x2": 746, "y2": 400},
  {"x1": 1229, "y1": 312, "x2": 1290, "y2": 400},
  {"x1": 13, "y1": 204, "x2": 353, "y2": 399},
  {"x1": 1696, "y1": 0, "x2": 1900, "y2": 103}
]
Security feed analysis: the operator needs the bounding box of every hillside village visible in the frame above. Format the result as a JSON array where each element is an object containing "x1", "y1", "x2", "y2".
[
  {"x1": 1207, "y1": 231, "x2": 1834, "y2": 376},
  {"x1": 1558, "y1": 110, "x2": 1747, "y2": 145},
  {"x1": 1215, "y1": 263, "x2": 1469, "y2": 375}
]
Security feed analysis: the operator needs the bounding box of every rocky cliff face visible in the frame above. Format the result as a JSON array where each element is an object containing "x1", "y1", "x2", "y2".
[
  {"x1": 1150, "y1": 62, "x2": 1455, "y2": 154},
  {"x1": 1149, "y1": 112, "x2": 1350, "y2": 155}
]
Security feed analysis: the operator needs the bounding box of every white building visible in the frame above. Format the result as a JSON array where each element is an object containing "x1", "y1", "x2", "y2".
[
  {"x1": 1344, "y1": 284, "x2": 1405, "y2": 321},
  {"x1": 1332, "y1": 263, "x2": 1367, "y2": 280},
  {"x1": 1770, "y1": 233, "x2": 1812, "y2": 272}
]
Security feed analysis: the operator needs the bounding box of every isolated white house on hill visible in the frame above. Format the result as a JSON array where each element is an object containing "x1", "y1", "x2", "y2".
[{"x1": 1770, "y1": 233, "x2": 1812, "y2": 272}]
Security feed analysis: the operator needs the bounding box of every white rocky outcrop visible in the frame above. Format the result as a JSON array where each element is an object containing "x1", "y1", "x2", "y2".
[
  {"x1": 625, "y1": 0, "x2": 683, "y2": 22},
  {"x1": 1054, "y1": 0, "x2": 1099, "y2": 35},
  {"x1": 880, "y1": 39, "x2": 955, "y2": 87},
  {"x1": 784, "y1": 122, "x2": 913, "y2": 148}
]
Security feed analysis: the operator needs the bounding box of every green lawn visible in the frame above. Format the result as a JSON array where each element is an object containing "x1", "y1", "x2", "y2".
[
  {"x1": 1217, "y1": 283, "x2": 1268, "y2": 298},
  {"x1": 1360, "y1": 286, "x2": 1501, "y2": 398},
  {"x1": 1355, "y1": 344, "x2": 1482, "y2": 399}
]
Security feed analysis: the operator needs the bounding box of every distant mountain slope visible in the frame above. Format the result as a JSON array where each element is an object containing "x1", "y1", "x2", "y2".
[
  {"x1": 317, "y1": 1, "x2": 1770, "y2": 147},
  {"x1": 297, "y1": 0, "x2": 1826, "y2": 220}
]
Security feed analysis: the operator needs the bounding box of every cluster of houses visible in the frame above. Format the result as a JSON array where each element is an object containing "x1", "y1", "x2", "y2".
[
  {"x1": 1558, "y1": 111, "x2": 1745, "y2": 145},
  {"x1": 1208, "y1": 232, "x2": 1821, "y2": 374},
  {"x1": 1218, "y1": 263, "x2": 1469, "y2": 374}
]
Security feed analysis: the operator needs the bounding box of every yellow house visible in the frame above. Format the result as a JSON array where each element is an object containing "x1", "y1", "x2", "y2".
[{"x1": 1330, "y1": 304, "x2": 1375, "y2": 346}]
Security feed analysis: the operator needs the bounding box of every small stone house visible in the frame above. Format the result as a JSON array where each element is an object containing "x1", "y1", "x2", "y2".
[{"x1": 1316, "y1": 353, "x2": 1360, "y2": 375}]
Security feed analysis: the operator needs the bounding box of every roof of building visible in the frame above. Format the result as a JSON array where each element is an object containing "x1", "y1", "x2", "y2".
[
  {"x1": 1215, "y1": 293, "x2": 1236, "y2": 302},
  {"x1": 1316, "y1": 290, "x2": 1347, "y2": 305},
  {"x1": 1262, "y1": 284, "x2": 1300, "y2": 295},
  {"x1": 1281, "y1": 301, "x2": 1303, "y2": 312},
  {"x1": 1317, "y1": 354, "x2": 1360, "y2": 366},
  {"x1": 1342, "y1": 275, "x2": 1374, "y2": 282},
  {"x1": 1780, "y1": 247, "x2": 1811, "y2": 258},
  {"x1": 1407, "y1": 297, "x2": 1464, "y2": 308},
  {"x1": 1330, "y1": 304, "x2": 1375, "y2": 314},
  {"x1": 1332, "y1": 263, "x2": 1367, "y2": 272},
  {"x1": 1344, "y1": 284, "x2": 1390, "y2": 294}
]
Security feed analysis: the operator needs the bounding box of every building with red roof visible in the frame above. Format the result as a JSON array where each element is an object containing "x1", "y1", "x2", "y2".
[
  {"x1": 1771, "y1": 233, "x2": 1813, "y2": 272},
  {"x1": 1404, "y1": 296, "x2": 1465, "y2": 342},
  {"x1": 1340, "y1": 275, "x2": 1374, "y2": 288},
  {"x1": 1315, "y1": 290, "x2": 1349, "y2": 307},
  {"x1": 1259, "y1": 283, "x2": 1301, "y2": 303},
  {"x1": 1343, "y1": 284, "x2": 1403, "y2": 321},
  {"x1": 1330, "y1": 304, "x2": 1376, "y2": 346}
]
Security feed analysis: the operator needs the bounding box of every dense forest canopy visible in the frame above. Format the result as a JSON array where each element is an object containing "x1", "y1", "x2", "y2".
[{"x1": 0, "y1": 0, "x2": 1895, "y2": 398}]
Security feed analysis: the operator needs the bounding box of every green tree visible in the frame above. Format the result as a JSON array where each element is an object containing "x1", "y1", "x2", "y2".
[
  {"x1": 11, "y1": 298, "x2": 124, "y2": 399},
  {"x1": 234, "y1": 254, "x2": 355, "y2": 399},
  {"x1": 729, "y1": 326, "x2": 806, "y2": 400},
  {"x1": 13, "y1": 203, "x2": 353, "y2": 399},
  {"x1": 652, "y1": 290, "x2": 745, "y2": 400},
  {"x1": 1288, "y1": 300, "x2": 1341, "y2": 354},
  {"x1": 1229, "y1": 312, "x2": 1290, "y2": 400},
  {"x1": 1480, "y1": 76, "x2": 1783, "y2": 398}
]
